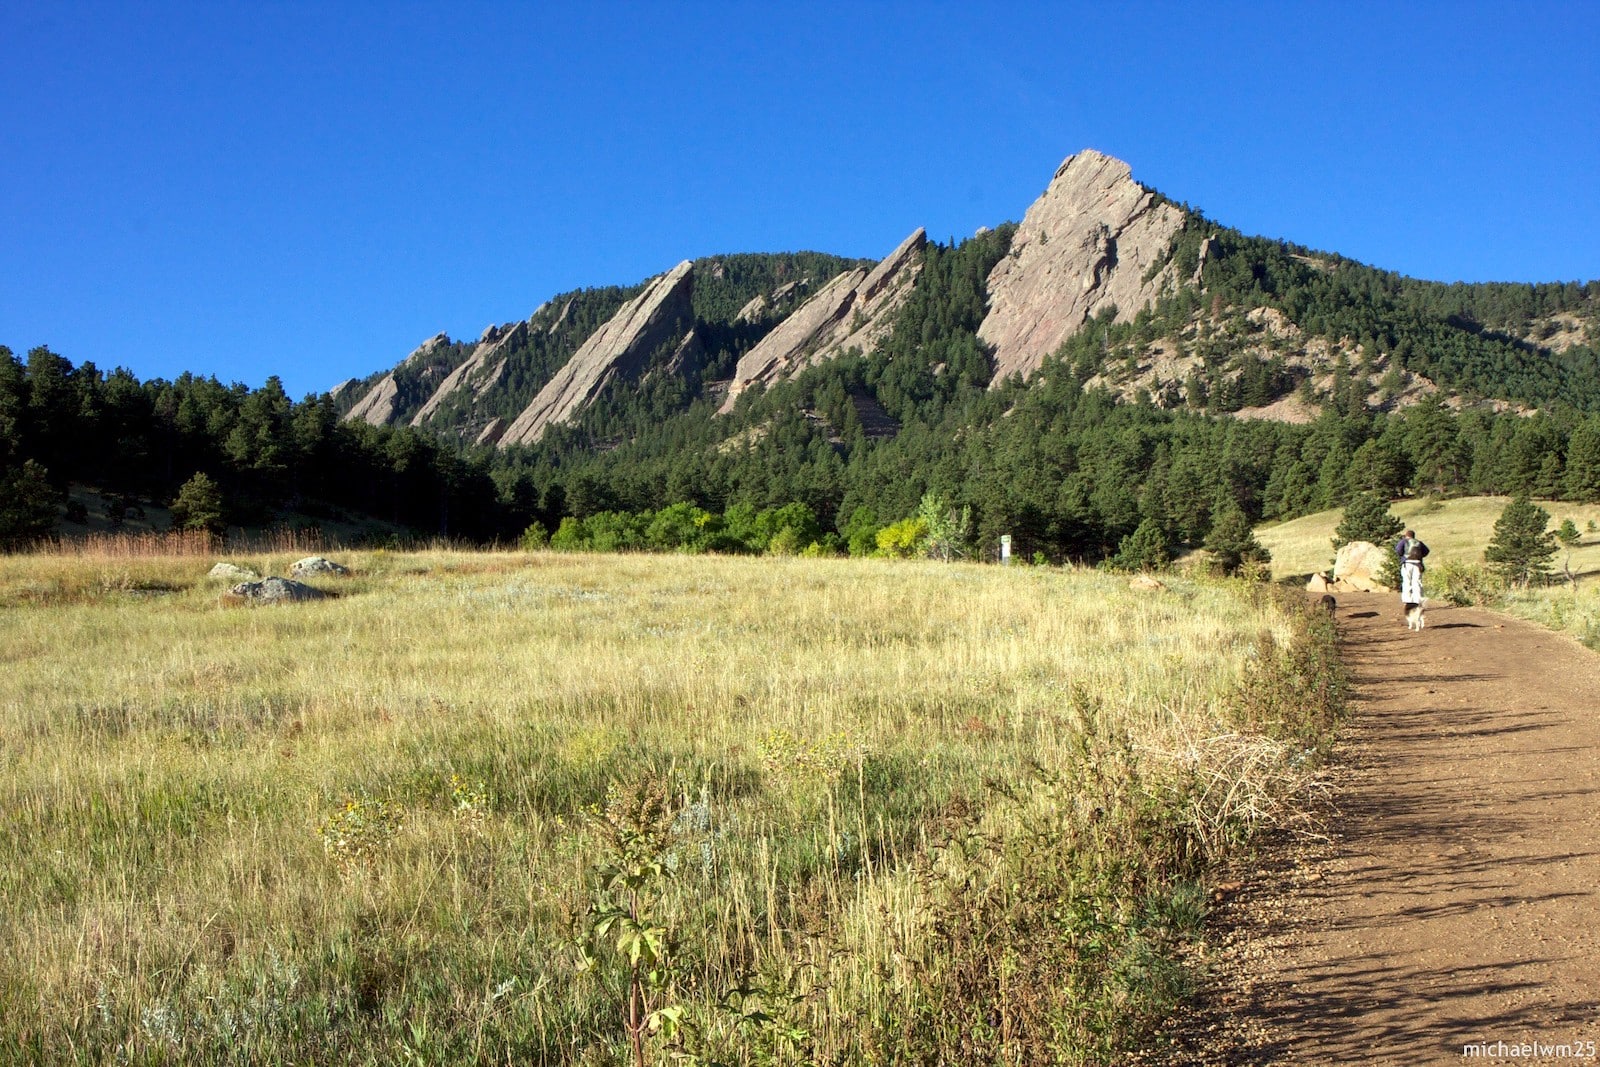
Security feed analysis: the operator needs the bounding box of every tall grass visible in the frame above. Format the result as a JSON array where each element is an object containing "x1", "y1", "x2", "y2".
[
  {"x1": 0, "y1": 551, "x2": 1341, "y2": 1064},
  {"x1": 35, "y1": 525, "x2": 339, "y2": 559}
]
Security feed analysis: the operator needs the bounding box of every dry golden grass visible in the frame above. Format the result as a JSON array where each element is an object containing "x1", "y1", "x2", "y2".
[
  {"x1": 1255, "y1": 496, "x2": 1600, "y2": 580},
  {"x1": 0, "y1": 549, "x2": 1327, "y2": 1065}
]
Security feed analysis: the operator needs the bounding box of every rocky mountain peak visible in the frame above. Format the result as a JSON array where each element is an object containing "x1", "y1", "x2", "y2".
[{"x1": 978, "y1": 149, "x2": 1188, "y2": 384}]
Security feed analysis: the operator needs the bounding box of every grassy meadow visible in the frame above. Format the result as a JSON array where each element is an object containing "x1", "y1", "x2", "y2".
[
  {"x1": 0, "y1": 549, "x2": 1342, "y2": 1065},
  {"x1": 1255, "y1": 496, "x2": 1600, "y2": 649}
]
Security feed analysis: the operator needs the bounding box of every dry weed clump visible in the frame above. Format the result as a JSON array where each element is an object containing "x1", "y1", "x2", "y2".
[{"x1": 0, "y1": 551, "x2": 1341, "y2": 1065}]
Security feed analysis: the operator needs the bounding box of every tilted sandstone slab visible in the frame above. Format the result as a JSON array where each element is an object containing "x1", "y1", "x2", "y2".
[
  {"x1": 498, "y1": 261, "x2": 697, "y2": 447},
  {"x1": 342, "y1": 333, "x2": 451, "y2": 426},
  {"x1": 979, "y1": 150, "x2": 1187, "y2": 385},
  {"x1": 343, "y1": 373, "x2": 400, "y2": 425},
  {"x1": 410, "y1": 321, "x2": 527, "y2": 428},
  {"x1": 718, "y1": 229, "x2": 926, "y2": 414}
]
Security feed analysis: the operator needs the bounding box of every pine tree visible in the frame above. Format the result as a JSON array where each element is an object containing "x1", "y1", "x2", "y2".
[
  {"x1": 1484, "y1": 495, "x2": 1557, "y2": 588},
  {"x1": 170, "y1": 471, "x2": 226, "y2": 535},
  {"x1": 1113, "y1": 517, "x2": 1171, "y2": 572},
  {"x1": 1205, "y1": 500, "x2": 1271, "y2": 577},
  {"x1": 0, "y1": 459, "x2": 62, "y2": 549},
  {"x1": 1332, "y1": 491, "x2": 1405, "y2": 549}
]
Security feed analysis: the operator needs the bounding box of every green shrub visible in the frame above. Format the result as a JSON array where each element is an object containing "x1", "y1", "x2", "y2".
[{"x1": 1431, "y1": 559, "x2": 1504, "y2": 607}]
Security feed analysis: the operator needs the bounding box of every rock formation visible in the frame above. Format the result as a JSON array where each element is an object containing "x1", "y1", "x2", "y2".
[
  {"x1": 409, "y1": 321, "x2": 527, "y2": 428},
  {"x1": 719, "y1": 229, "x2": 926, "y2": 414},
  {"x1": 289, "y1": 556, "x2": 350, "y2": 579},
  {"x1": 342, "y1": 333, "x2": 453, "y2": 426},
  {"x1": 978, "y1": 150, "x2": 1188, "y2": 384},
  {"x1": 1332, "y1": 540, "x2": 1389, "y2": 592},
  {"x1": 497, "y1": 261, "x2": 698, "y2": 448},
  {"x1": 222, "y1": 577, "x2": 327, "y2": 605},
  {"x1": 343, "y1": 372, "x2": 401, "y2": 426}
]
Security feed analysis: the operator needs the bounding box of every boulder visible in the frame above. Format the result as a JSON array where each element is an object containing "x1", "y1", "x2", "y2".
[
  {"x1": 289, "y1": 556, "x2": 349, "y2": 579},
  {"x1": 978, "y1": 150, "x2": 1189, "y2": 385},
  {"x1": 224, "y1": 577, "x2": 327, "y2": 605},
  {"x1": 1128, "y1": 575, "x2": 1167, "y2": 591},
  {"x1": 1306, "y1": 572, "x2": 1330, "y2": 593},
  {"x1": 1333, "y1": 541, "x2": 1390, "y2": 592},
  {"x1": 207, "y1": 562, "x2": 259, "y2": 581}
]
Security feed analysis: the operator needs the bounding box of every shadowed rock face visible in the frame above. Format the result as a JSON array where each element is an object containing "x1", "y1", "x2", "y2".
[
  {"x1": 978, "y1": 150, "x2": 1187, "y2": 385},
  {"x1": 342, "y1": 333, "x2": 451, "y2": 426},
  {"x1": 718, "y1": 229, "x2": 926, "y2": 414},
  {"x1": 409, "y1": 321, "x2": 528, "y2": 429},
  {"x1": 497, "y1": 261, "x2": 697, "y2": 448}
]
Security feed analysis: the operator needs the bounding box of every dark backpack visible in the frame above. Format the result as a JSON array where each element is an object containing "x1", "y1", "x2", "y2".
[{"x1": 1405, "y1": 539, "x2": 1429, "y2": 571}]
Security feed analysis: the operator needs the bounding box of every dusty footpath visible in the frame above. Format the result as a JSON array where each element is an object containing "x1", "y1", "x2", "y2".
[{"x1": 1156, "y1": 593, "x2": 1600, "y2": 1066}]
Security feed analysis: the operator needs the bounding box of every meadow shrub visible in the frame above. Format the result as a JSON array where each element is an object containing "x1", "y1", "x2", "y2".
[
  {"x1": 875, "y1": 516, "x2": 928, "y2": 558},
  {"x1": 1432, "y1": 559, "x2": 1504, "y2": 606}
]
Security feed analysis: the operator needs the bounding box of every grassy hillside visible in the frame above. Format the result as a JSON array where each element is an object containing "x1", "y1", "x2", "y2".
[
  {"x1": 1256, "y1": 496, "x2": 1600, "y2": 650},
  {"x1": 0, "y1": 550, "x2": 1340, "y2": 1065},
  {"x1": 1255, "y1": 496, "x2": 1600, "y2": 581}
]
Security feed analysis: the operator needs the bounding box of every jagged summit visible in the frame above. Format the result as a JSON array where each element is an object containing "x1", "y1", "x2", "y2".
[{"x1": 978, "y1": 149, "x2": 1188, "y2": 384}]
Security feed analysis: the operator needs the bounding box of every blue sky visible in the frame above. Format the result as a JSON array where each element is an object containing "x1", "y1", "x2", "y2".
[{"x1": 3, "y1": 1, "x2": 1597, "y2": 399}]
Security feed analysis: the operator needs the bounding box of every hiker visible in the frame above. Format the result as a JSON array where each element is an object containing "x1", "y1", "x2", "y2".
[{"x1": 1397, "y1": 529, "x2": 1429, "y2": 630}]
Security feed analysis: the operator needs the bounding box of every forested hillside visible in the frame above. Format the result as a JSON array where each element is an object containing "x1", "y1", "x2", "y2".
[{"x1": 6, "y1": 153, "x2": 1598, "y2": 559}]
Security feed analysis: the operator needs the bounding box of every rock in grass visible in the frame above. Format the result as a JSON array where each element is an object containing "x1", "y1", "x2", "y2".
[
  {"x1": 223, "y1": 577, "x2": 327, "y2": 605},
  {"x1": 289, "y1": 556, "x2": 349, "y2": 579},
  {"x1": 1332, "y1": 540, "x2": 1387, "y2": 592},
  {"x1": 208, "y1": 562, "x2": 260, "y2": 581}
]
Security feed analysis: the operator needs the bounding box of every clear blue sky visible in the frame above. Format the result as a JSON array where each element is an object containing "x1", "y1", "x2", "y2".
[{"x1": 3, "y1": 1, "x2": 1596, "y2": 398}]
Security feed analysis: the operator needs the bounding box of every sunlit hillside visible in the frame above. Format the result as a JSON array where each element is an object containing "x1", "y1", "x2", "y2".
[{"x1": 1254, "y1": 497, "x2": 1600, "y2": 581}]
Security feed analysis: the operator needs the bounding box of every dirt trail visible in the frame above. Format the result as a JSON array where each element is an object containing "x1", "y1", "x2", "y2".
[{"x1": 1160, "y1": 592, "x2": 1600, "y2": 1066}]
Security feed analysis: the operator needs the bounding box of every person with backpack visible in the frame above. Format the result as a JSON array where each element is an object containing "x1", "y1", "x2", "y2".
[{"x1": 1396, "y1": 528, "x2": 1429, "y2": 629}]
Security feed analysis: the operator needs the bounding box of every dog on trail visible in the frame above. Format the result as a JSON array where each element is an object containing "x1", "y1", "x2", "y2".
[
  {"x1": 1405, "y1": 599, "x2": 1426, "y2": 631},
  {"x1": 1319, "y1": 594, "x2": 1337, "y2": 615}
]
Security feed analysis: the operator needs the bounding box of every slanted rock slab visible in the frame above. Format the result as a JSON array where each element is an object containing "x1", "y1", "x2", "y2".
[{"x1": 289, "y1": 556, "x2": 350, "y2": 579}]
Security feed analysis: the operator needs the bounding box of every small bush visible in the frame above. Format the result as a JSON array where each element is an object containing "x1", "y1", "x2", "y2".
[{"x1": 1432, "y1": 559, "x2": 1504, "y2": 607}]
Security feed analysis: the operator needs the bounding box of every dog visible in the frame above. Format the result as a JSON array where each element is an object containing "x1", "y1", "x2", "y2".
[
  {"x1": 1404, "y1": 600, "x2": 1426, "y2": 631},
  {"x1": 1319, "y1": 594, "x2": 1337, "y2": 615}
]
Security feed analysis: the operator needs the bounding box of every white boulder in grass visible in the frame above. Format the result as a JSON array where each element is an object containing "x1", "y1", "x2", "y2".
[
  {"x1": 289, "y1": 556, "x2": 350, "y2": 579},
  {"x1": 208, "y1": 562, "x2": 259, "y2": 581}
]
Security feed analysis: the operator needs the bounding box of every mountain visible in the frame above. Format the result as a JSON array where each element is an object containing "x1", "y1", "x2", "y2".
[
  {"x1": 339, "y1": 149, "x2": 1600, "y2": 449},
  {"x1": 978, "y1": 149, "x2": 1190, "y2": 383},
  {"x1": 11, "y1": 150, "x2": 1598, "y2": 557}
]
